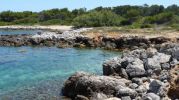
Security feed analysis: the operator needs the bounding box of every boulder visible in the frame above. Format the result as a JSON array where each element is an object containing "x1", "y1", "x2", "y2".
[
  {"x1": 149, "y1": 80, "x2": 163, "y2": 94},
  {"x1": 146, "y1": 48, "x2": 158, "y2": 58},
  {"x1": 159, "y1": 70, "x2": 170, "y2": 81},
  {"x1": 129, "y1": 83, "x2": 138, "y2": 89},
  {"x1": 103, "y1": 57, "x2": 121, "y2": 75},
  {"x1": 121, "y1": 96, "x2": 131, "y2": 100},
  {"x1": 90, "y1": 93, "x2": 108, "y2": 100},
  {"x1": 105, "y1": 97, "x2": 121, "y2": 100},
  {"x1": 142, "y1": 93, "x2": 160, "y2": 100},
  {"x1": 62, "y1": 72, "x2": 128, "y2": 98},
  {"x1": 135, "y1": 85, "x2": 147, "y2": 94},
  {"x1": 146, "y1": 53, "x2": 171, "y2": 71},
  {"x1": 126, "y1": 58, "x2": 146, "y2": 78},
  {"x1": 161, "y1": 63, "x2": 170, "y2": 70},
  {"x1": 117, "y1": 87, "x2": 137, "y2": 98},
  {"x1": 75, "y1": 95, "x2": 89, "y2": 100},
  {"x1": 121, "y1": 49, "x2": 146, "y2": 60}
]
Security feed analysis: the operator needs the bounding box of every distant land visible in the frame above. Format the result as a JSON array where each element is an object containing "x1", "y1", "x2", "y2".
[{"x1": 0, "y1": 4, "x2": 179, "y2": 29}]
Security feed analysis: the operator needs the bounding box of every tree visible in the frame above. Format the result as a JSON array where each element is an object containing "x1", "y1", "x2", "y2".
[
  {"x1": 73, "y1": 10, "x2": 121, "y2": 27},
  {"x1": 145, "y1": 5, "x2": 164, "y2": 16},
  {"x1": 0, "y1": 11, "x2": 15, "y2": 22}
]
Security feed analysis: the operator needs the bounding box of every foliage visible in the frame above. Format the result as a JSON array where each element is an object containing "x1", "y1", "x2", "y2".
[
  {"x1": 73, "y1": 10, "x2": 122, "y2": 27},
  {"x1": 143, "y1": 12, "x2": 174, "y2": 24},
  {"x1": 0, "y1": 5, "x2": 179, "y2": 28}
]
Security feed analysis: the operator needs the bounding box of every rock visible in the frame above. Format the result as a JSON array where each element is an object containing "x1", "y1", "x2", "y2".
[
  {"x1": 75, "y1": 95, "x2": 89, "y2": 100},
  {"x1": 161, "y1": 63, "x2": 170, "y2": 70},
  {"x1": 158, "y1": 82, "x2": 170, "y2": 97},
  {"x1": 117, "y1": 87, "x2": 137, "y2": 98},
  {"x1": 121, "y1": 96, "x2": 131, "y2": 100},
  {"x1": 146, "y1": 58, "x2": 161, "y2": 70},
  {"x1": 170, "y1": 58, "x2": 179, "y2": 67},
  {"x1": 103, "y1": 57, "x2": 120, "y2": 75},
  {"x1": 171, "y1": 49, "x2": 179, "y2": 60},
  {"x1": 120, "y1": 68, "x2": 129, "y2": 79},
  {"x1": 126, "y1": 58, "x2": 146, "y2": 78},
  {"x1": 159, "y1": 70, "x2": 170, "y2": 81},
  {"x1": 142, "y1": 93, "x2": 160, "y2": 100},
  {"x1": 155, "y1": 53, "x2": 171, "y2": 63},
  {"x1": 129, "y1": 83, "x2": 138, "y2": 89},
  {"x1": 121, "y1": 57, "x2": 137, "y2": 68},
  {"x1": 132, "y1": 78, "x2": 143, "y2": 85},
  {"x1": 146, "y1": 48, "x2": 158, "y2": 58},
  {"x1": 121, "y1": 49, "x2": 146, "y2": 60},
  {"x1": 62, "y1": 72, "x2": 127, "y2": 98},
  {"x1": 149, "y1": 80, "x2": 162, "y2": 94},
  {"x1": 90, "y1": 93, "x2": 108, "y2": 100},
  {"x1": 105, "y1": 97, "x2": 121, "y2": 100},
  {"x1": 146, "y1": 53, "x2": 171, "y2": 71},
  {"x1": 135, "y1": 85, "x2": 147, "y2": 94}
]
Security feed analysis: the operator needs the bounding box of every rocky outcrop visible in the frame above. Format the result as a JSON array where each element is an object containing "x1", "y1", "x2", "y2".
[
  {"x1": 63, "y1": 43, "x2": 179, "y2": 99},
  {"x1": 62, "y1": 72, "x2": 131, "y2": 99},
  {"x1": 0, "y1": 29, "x2": 172, "y2": 50},
  {"x1": 103, "y1": 48, "x2": 172, "y2": 78}
]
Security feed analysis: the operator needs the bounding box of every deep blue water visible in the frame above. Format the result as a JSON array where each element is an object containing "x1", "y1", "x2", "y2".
[
  {"x1": 0, "y1": 29, "x2": 41, "y2": 35},
  {"x1": 0, "y1": 47, "x2": 121, "y2": 99}
]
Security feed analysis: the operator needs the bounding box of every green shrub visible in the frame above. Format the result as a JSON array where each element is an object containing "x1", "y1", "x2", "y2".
[
  {"x1": 13, "y1": 17, "x2": 38, "y2": 25},
  {"x1": 140, "y1": 24, "x2": 152, "y2": 28},
  {"x1": 73, "y1": 10, "x2": 122, "y2": 27},
  {"x1": 143, "y1": 12, "x2": 174, "y2": 25},
  {"x1": 39, "y1": 19, "x2": 71, "y2": 25}
]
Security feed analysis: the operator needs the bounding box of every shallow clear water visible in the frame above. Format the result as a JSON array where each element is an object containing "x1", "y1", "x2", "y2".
[
  {"x1": 0, "y1": 47, "x2": 121, "y2": 99},
  {"x1": 0, "y1": 29, "x2": 41, "y2": 35}
]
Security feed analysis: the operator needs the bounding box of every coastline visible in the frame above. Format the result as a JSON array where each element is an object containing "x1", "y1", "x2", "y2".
[
  {"x1": 0, "y1": 25, "x2": 73, "y2": 32},
  {"x1": 0, "y1": 27, "x2": 179, "y2": 99}
]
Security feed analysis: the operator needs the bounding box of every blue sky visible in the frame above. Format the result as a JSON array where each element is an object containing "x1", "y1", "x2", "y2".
[{"x1": 0, "y1": 0, "x2": 179, "y2": 12}]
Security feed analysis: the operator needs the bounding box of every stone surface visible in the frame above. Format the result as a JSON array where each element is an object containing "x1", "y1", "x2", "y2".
[
  {"x1": 149, "y1": 80, "x2": 163, "y2": 94},
  {"x1": 62, "y1": 43, "x2": 179, "y2": 100},
  {"x1": 117, "y1": 87, "x2": 137, "y2": 98},
  {"x1": 161, "y1": 63, "x2": 170, "y2": 70},
  {"x1": 121, "y1": 96, "x2": 131, "y2": 100},
  {"x1": 62, "y1": 72, "x2": 127, "y2": 98},
  {"x1": 142, "y1": 93, "x2": 160, "y2": 100},
  {"x1": 126, "y1": 58, "x2": 146, "y2": 78}
]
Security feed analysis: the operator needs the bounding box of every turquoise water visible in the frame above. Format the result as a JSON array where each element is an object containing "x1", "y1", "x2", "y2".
[
  {"x1": 0, "y1": 47, "x2": 120, "y2": 99},
  {"x1": 0, "y1": 29, "x2": 41, "y2": 35}
]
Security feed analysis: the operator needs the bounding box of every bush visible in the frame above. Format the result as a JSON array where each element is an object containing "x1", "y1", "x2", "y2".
[
  {"x1": 143, "y1": 12, "x2": 174, "y2": 24},
  {"x1": 39, "y1": 19, "x2": 67, "y2": 25},
  {"x1": 13, "y1": 17, "x2": 38, "y2": 25},
  {"x1": 140, "y1": 24, "x2": 152, "y2": 28},
  {"x1": 120, "y1": 19, "x2": 132, "y2": 25},
  {"x1": 73, "y1": 10, "x2": 122, "y2": 27},
  {"x1": 0, "y1": 21, "x2": 10, "y2": 26}
]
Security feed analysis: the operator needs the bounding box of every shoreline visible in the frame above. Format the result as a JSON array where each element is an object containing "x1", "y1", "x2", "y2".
[
  {"x1": 0, "y1": 27, "x2": 179, "y2": 99},
  {"x1": 0, "y1": 25, "x2": 73, "y2": 32},
  {"x1": 62, "y1": 43, "x2": 179, "y2": 100}
]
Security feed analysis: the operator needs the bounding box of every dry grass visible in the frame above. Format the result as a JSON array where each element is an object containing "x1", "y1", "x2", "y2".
[{"x1": 82, "y1": 27, "x2": 179, "y2": 39}]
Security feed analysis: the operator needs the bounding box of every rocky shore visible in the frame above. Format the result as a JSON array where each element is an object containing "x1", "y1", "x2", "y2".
[
  {"x1": 0, "y1": 27, "x2": 179, "y2": 99},
  {"x1": 62, "y1": 43, "x2": 179, "y2": 100},
  {"x1": 0, "y1": 28, "x2": 174, "y2": 50}
]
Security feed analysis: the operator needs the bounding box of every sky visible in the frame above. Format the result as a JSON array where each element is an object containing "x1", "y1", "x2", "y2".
[{"x1": 0, "y1": 0, "x2": 179, "y2": 12}]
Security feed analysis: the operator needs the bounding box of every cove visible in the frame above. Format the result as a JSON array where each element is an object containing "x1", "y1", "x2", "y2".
[{"x1": 0, "y1": 46, "x2": 121, "y2": 99}]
